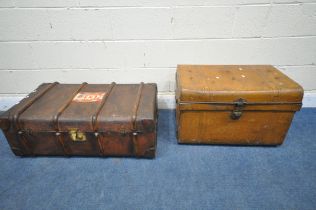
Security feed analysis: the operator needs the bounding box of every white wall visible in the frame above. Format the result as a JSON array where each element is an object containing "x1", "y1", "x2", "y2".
[{"x1": 0, "y1": 0, "x2": 316, "y2": 109}]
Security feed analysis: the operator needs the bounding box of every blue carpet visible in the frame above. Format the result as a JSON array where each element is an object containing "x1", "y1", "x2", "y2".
[{"x1": 0, "y1": 109, "x2": 315, "y2": 210}]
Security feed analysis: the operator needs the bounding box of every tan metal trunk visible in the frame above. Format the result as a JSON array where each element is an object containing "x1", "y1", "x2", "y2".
[{"x1": 176, "y1": 65, "x2": 303, "y2": 145}]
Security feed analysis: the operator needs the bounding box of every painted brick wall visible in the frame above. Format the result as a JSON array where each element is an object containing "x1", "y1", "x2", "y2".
[{"x1": 0, "y1": 0, "x2": 315, "y2": 108}]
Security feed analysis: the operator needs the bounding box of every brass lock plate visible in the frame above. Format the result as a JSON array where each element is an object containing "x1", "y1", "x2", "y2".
[{"x1": 69, "y1": 129, "x2": 87, "y2": 142}]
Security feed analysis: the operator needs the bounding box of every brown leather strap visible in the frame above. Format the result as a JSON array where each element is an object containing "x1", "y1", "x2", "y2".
[
  {"x1": 52, "y1": 82, "x2": 87, "y2": 155},
  {"x1": 11, "y1": 82, "x2": 58, "y2": 155},
  {"x1": 92, "y1": 82, "x2": 116, "y2": 155},
  {"x1": 131, "y1": 82, "x2": 144, "y2": 157}
]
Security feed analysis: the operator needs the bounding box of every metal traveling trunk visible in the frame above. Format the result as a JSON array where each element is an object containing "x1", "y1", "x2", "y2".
[
  {"x1": 0, "y1": 82, "x2": 158, "y2": 158},
  {"x1": 176, "y1": 65, "x2": 303, "y2": 145}
]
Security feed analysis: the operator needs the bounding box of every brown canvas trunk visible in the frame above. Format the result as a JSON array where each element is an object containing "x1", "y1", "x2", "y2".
[
  {"x1": 176, "y1": 65, "x2": 303, "y2": 145},
  {"x1": 0, "y1": 82, "x2": 158, "y2": 158}
]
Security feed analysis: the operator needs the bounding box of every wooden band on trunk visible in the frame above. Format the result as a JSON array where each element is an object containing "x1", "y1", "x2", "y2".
[
  {"x1": 92, "y1": 82, "x2": 116, "y2": 155},
  {"x1": 52, "y1": 82, "x2": 88, "y2": 156},
  {"x1": 132, "y1": 82, "x2": 144, "y2": 157}
]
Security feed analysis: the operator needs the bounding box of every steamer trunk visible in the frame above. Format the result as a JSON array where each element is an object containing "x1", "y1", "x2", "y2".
[
  {"x1": 0, "y1": 82, "x2": 158, "y2": 158},
  {"x1": 176, "y1": 65, "x2": 303, "y2": 145}
]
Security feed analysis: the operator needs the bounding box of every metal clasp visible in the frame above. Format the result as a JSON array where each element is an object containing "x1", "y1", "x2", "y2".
[
  {"x1": 230, "y1": 98, "x2": 246, "y2": 120},
  {"x1": 69, "y1": 129, "x2": 86, "y2": 142}
]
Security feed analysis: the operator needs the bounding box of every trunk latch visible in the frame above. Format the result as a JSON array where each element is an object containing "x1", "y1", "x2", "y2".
[
  {"x1": 69, "y1": 129, "x2": 87, "y2": 142},
  {"x1": 231, "y1": 98, "x2": 247, "y2": 120}
]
